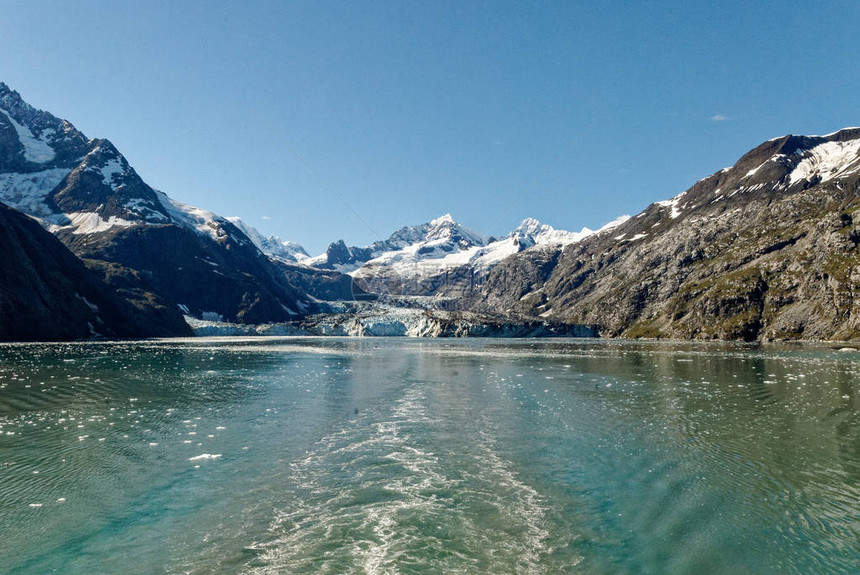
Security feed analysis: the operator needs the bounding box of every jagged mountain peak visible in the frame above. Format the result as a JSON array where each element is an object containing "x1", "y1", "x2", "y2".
[
  {"x1": 381, "y1": 213, "x2": 487, "y2": 251},
  {"x1": 80, "y1": 139, "x2": 131, "y2": 180},
  {"x1": 424, "y1": 214, "x2": 486, "y2": 246},
  {"x1": 0, "y1": 82, "x2": 33, "y2": 117},
  {"x1": 430, "y1": 213, "x2": 455, "y2": 225},
  {"x1": 0, "y1": 82, "x2": 78, "y2": 135},
  {"x1": 0, "y1": 83, "x2": 88, "y2": 171},
  {"x1": 0, "y1": 83, "x2": 242, "y2": 237},
  {"x1": 308, "y1": 212, "x2": 598, "y2": 285},
  {"x1": 513, "y1": 217, "x2": 548, "y2": 237},
  {"x1": 509, "y1": 216, "x2": 599, "y2": 248},
  {"x1": 225, "y1": 216, "x2": 309, "y2": 263},
  {"x1": 0, "y1": 83, "x2": 21, "y2": 109}
]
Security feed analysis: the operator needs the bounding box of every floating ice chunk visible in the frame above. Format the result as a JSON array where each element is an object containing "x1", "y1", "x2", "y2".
[{"x1": 189, "y1": 453, "x2": 222, "y2": 461}]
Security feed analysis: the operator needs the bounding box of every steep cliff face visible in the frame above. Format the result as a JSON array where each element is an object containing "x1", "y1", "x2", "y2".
[
  {"x1": 478, "y1": 128, "x2": 860, "y2": 341},
  {"x1": 0, "y1": 202, "x2": 190, "y2": 341}
]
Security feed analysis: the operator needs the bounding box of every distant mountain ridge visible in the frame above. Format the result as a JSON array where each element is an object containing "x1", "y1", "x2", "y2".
[
  {"x1": 307, "y1": 214, "x2": 488, "y2": 272},
  {"x1": 302, "y1": 212, "x2": 622, "y2": 298},
  {"x1": 225, "y1": 217, "x2": 310, "y2": 263}
]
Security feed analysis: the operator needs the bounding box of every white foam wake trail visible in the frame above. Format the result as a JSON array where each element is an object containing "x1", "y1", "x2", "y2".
[
  {"x1": 467, "y1": 426, "x2": 555, "y2": 574},
  {"x1": 249, "y1": 385, "x2": 558, "y2": 573}
]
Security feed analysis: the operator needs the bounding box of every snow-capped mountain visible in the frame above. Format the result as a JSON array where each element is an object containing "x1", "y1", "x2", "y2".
[
  {"x1": 0, "y1": 85, "x2": 89, "y2": 173},
  {"x1": 304, "y1": 212, "x2": 626, "y2": 298},
  {"x1": 0, "y1": 82, "x2": 312, "y2": 325},
  {"x1": 377, "y1": 213, "x2": 488, "y2": 253},
  {"x1": 225, "y1": 217, "x2": 310, "y2": 263},
  {"x1": 352, "y1": 215, "x2": 603, "y2": 280},
  {"x1": 478, "y1": 127, "x2": 860, "y2": 341},
  {"x1": 2, "y1": 80, "x2": 614, "y2": 321},
  {"x1": 0, "y1": 84, "x2": 239, "y2": 241},
  {"x1": 308, "y1": 214, "x2": 488, "y2": 272}
]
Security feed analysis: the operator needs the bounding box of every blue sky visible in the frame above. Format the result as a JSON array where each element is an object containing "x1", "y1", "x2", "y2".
[{"x1": 2, "y1": 1, "x2": 859, "y2": 253}]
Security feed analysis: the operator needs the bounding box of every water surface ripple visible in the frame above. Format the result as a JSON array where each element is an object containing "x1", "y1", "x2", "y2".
[{"x1": 1, "y1": 338, "x2": 859, "y2": 574}]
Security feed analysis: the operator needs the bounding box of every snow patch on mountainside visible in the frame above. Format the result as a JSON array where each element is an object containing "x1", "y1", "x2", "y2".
[
  {"x1": 0, "y1": 110, "x2": 56, "y2": 164},
  {"x1": 225, "y1": 217, "x2": 310, "y2": 262},
  {"x1": 124, "y1": 197, "x2": 169, "y2": 222},
  {"x1": 0, "y1": 168, "x2": 69, "y2": 218},
  {"x1": 79, "y1": 143, "x2": 133, "y2": 191},
  {"x1": 789, "y1": 139, "x2": 860, "y2": 186},
  {"x1": 813, "y1": 127, "x2": 860, "y2": 138},
  {"x1": 154, "y1": 190, "x2": 228, "y2": 241},
  {"x1": 656, "y1": 191, "x2": 687, "y2": 219},
  {"x1": 594, "y1": 214, "x2": 631, "y2": 233},
  {"x1": 93, "y1": 158, "x2": 127, "y2": 188},
  {"x1": 66, "y1": 212, "x2": 136, "y2": 234}
]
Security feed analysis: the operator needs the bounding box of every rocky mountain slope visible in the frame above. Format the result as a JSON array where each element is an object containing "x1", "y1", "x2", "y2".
[
  {"x1": 0, "y1": 82, "x2": 312, "y2": 325},
  {"x1": 0, "y1": 201, "x2": 190, "y2": 341},
  {"x1": 476, "y1": 128, "x2": 860, "y2": 341}
]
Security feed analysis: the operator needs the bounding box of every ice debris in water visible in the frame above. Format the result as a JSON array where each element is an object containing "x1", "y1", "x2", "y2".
[{"x1": 189, "y1": 453, "x2": 222, "y2": 461}]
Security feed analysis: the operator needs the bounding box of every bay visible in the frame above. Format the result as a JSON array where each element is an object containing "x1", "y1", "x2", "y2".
[{"x1": 0, "y1": 338, "x2": 858, "y2": 574}]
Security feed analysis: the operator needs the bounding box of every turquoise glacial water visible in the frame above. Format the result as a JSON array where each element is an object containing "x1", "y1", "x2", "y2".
[{"x1": 1, "y1": 338, "x2": 859, "y2": 574}]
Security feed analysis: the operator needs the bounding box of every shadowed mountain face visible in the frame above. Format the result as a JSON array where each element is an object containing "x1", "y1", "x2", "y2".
[
  {"x1": 476, "y1": 128, "x2": 860, "y2": 341},
  {"x1": 0, "y1": 201, "x2": 191, "y2": 341},
  {"x1": 0, "y1": 82, "x2": 314, "y2": 325}
]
